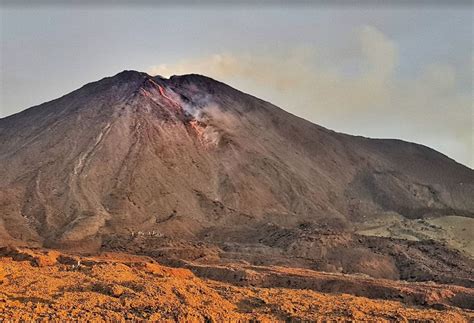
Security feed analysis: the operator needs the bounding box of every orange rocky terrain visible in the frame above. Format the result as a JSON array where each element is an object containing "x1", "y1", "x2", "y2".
[{"x1": 0, "y1": 247, "x2": 472, "y2": 321}]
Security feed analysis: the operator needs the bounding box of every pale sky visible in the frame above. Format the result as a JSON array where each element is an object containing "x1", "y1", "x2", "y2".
[{"x1": 0, "y1": 2, "x2": 472, "y2": 167}]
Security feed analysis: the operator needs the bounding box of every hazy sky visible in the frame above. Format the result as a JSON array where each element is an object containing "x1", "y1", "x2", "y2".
[{"x1": 0, "y1": 2, "x2": 472, "y2": 167}]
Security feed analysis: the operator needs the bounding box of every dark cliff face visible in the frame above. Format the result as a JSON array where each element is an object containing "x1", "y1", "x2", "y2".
[{"x1": 0, "y1": 70, "x2": 473, "y2": 283}]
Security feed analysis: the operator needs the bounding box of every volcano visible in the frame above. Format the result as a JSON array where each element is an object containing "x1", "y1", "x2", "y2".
[{"x1": 1, "y1": 70, "x2": 473, "y2": 286}]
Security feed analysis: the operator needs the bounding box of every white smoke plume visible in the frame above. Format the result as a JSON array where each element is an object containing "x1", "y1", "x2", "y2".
[{"x1": 149, "y1": 25, "x2": 473, "y2": 167}]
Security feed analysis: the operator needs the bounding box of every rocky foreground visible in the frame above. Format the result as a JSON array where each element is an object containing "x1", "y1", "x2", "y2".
[{"x1": 0, "y1": 248, "x2": 472, "y2": 321}]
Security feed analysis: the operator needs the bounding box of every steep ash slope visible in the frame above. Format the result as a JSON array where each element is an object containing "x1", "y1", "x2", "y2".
[{"x1": 0, "y1": 70, "x2": 473, "y2": 282}]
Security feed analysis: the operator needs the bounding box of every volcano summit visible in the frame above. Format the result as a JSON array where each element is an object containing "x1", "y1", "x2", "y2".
[{"x1": 0, "y1": 70, "x2": 473, "y2": 288}]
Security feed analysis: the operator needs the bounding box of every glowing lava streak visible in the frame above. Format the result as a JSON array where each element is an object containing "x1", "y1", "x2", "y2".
[
  {"x1": 189, "y1": 120, "x2": 206, "y2": 139},
  {"x1": 156, "y1": 84, "x2": 180, "y2": 108},
  {"x1": 189, "y1": 119, "x2": 210, "y2": 145},
  {"x1": 157, "y1": 84, "x2": 166, "y2": 97}
]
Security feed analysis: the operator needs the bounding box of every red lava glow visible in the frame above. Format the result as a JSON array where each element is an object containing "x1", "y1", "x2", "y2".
[
  {"x1": 147, "y1": 80, "x2": 208, "y2": 144},
  {"x1": 139, "y1": 88, "x2": 153, "y2": 99},
  {"x1": 189, "y1": 120, "x2": 206, "y2": 140},
  {"x1": 158, "y1": 84, "x2": 166, "y2": 97},
  {"x1": 157, "y1": 85, "x2": 181, "y2": 108}
]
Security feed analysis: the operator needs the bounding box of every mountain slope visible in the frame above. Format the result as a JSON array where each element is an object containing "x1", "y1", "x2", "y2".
[{"x1": 0, "y1": 70, "x2": 473, "y2": 283}]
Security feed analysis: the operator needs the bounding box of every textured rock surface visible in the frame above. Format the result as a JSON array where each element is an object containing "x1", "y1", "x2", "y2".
[{"x1": 0, "y1": 248, "x2": 472, "y2": 321}]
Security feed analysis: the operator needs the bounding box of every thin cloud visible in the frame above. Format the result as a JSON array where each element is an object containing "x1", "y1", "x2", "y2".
[{"x1": 148, "y1": 25, "x2": 472, "y2": 167}]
